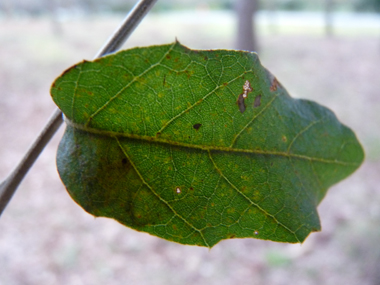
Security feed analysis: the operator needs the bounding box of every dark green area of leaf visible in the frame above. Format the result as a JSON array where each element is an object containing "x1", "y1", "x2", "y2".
[{"x1": 51, "y1": 42, "x2": 364, "y2": 247}]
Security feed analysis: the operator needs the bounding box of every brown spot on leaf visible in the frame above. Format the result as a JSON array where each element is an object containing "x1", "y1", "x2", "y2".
[
  {"x1": 166, "y1": 55, "x2": 171, "y2": 59},
  {"x1": 237, "y1": 80, "x2": 253, "y2": 113},
  {"x1": 193, "y1": 123, "x2": 202, "y2": 130},
  {"x1": 270, "y1": 77, "x2": 280, "y2": 92},
  {"x1": 254, "y1": 94, "x2": 261, "y2": 107}
]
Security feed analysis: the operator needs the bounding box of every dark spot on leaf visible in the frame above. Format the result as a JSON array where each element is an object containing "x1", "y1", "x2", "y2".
[
  {"x1": 156, "y1": 132, "x2": 161, "y2": 137},
  {"x1": 189, "y1": 187, "x2": 194, "y2": 191},
  {"x1": 163, "y1": 75, "x2": 166, "y2": 86},
  {"x1": 174, "y1": 58, "x2": 179, "y2": 62},
  {"x1": 254, "y1": 95, "x2": 261, "y2": 107},
  {"x1": 193, "y1": 123, "x2": 202, "y2": 130},
  {"x1": 166, "y1": 55, "x2": 171, "y2": 59},
  {"x1": 229, "y1": 234, "x2": 236, "y2": 239},
  {"x1": 237, "y1": 94, "x2": 246, "y2": 113},
  {"x1": 122, "y1": 158, "x2": 128, "y2": 165}
]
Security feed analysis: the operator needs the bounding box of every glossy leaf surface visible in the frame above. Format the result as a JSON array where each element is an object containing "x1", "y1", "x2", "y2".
[{"x1": 51, "y1": 42, "x2": 364, "y2": 247}]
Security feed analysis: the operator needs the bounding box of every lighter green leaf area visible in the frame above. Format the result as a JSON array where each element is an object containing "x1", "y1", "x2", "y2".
[{"x1": 51, "y1": 42, "x2": 364, "y2": 247}]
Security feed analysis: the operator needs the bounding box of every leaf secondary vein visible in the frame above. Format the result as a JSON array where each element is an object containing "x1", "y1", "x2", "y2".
[
  {"x1": 207, "y1": 150, "x2": 301, "y2": 242},
  {"x1": 157, "y1": 72, "x2": 245, "y2": 134},
  {"x1": 115, "y1": 137, "x2": 210, "y2": 247},
  {"x1": 287, "y1": 118, "x2": 324, "y2": 153},
  {"x1": 82, "y1": 42, "x2": 177, "y2": 127},
  {"x1": 230, "y1": 94, "x2": 279, "y2": 148}
]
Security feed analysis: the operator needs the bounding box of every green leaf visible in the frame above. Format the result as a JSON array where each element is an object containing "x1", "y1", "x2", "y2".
[{"x1": 51, "y1": 42, "x2": 364, "y2": 247}]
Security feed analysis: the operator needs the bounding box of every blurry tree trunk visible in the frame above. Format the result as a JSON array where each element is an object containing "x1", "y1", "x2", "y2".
[
  {"x1": 235, "y1": 0, "x2": 258, "y2": 52},
  {"x1": 325, "y1": 0, "x2": 334, "y2": 37}
]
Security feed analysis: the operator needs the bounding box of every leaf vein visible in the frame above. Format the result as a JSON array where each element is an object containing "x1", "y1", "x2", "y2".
[
  {"x1": 115, "y1": 137, "x2": 210, "y2": 247},
  {"x1": 207, "y1": 150, "x2": 301, "y2": 242}
]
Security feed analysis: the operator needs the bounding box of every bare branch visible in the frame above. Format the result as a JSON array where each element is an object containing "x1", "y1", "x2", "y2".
[{"x1": 0, "y1": 0, "x2": 158, "y2": 216}]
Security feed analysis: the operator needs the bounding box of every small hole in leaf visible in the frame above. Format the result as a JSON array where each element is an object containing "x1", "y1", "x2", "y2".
[
  {"x1": 176, "y1": 187, "x2": 181, "y2": 194},
  {"x1": 254, "y1": 231, "x2": 259, "y2": 235}
]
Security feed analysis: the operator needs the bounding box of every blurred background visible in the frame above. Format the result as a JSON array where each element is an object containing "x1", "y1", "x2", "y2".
[{"x1": 0, "y1": 0, "x2": 379, "y2": 284}]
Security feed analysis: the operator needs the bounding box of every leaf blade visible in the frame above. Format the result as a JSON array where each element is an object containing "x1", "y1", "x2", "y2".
[{"x1": 51, "y1": 42, "x2": 364, "y2": 247}]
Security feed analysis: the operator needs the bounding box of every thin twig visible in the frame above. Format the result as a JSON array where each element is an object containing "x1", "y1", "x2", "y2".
[{"x1": 0, "y1": 0, "x2": 158, "y2": 216}]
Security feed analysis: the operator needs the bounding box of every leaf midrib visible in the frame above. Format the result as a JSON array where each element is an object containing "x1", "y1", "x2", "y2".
[{"x1": 65, "y1": 118, "x2": 359, "y2": 167}]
